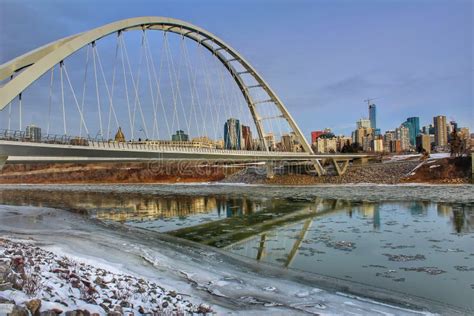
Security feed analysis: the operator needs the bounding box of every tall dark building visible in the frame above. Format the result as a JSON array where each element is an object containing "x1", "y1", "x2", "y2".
[
  {"x1": 224, "y1": 118, "x2": 241, "y2": 150},
  {"x1": 369, "y1": 103, "x2": 377, "y2": 129},
  {"x1": 407, "y1": 117, "x2": 420, "y2": 144},
  {"x1": 241, "y1": 125, "x2": 252, "y2": 150}
]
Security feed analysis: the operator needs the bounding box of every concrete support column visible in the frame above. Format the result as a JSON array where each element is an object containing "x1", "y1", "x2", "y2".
[
  {"x1": 353, "y1": 157, "x2": 369, "y2": 165},
  {"x1": 332, "y1": 158, "x2": 350, "y2": 176},
  {"x1": 0, "y1": 156, "x2": 8, "y2": 171},
  {"x1": 312, "y1": 159, "x2": 326, "y2": 176},
  {"x1": 266, "y1": 161, "x2": 275, "y2": 179}
]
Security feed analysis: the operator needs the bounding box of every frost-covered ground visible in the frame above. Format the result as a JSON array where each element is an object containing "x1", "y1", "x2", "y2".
[
  {"x1": 0, "y1": 197, "x2": 466, "y2": 315},
  {"x1": 1, "y1": 239, "x2": 208, "y2": 315}
]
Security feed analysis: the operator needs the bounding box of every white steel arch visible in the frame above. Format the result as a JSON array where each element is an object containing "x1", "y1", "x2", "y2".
[{"x1": 0, "y1": 16, "x2": 314, "y2": 154}]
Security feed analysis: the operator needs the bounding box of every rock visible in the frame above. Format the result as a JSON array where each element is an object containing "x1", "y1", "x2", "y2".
[
  {"x1": 9, "y1": 305, "x2": 29, "y2": 316},
  {"x1": 0, "y1": 297, "x2": 15, "y2": 304},
  {"x1": 39, "y1": 311, "x2": 60, "y2": 316},
  {"x1": 25, "y1": 298, "x2": 42, "y2": 316},
  {"x1": 161, "y1": 301, "x2": 168, "y2": 308},
  {"x1": 65, "y1": 310, "x2": 91, "y2": 316},
  {"x1": 196, "y1": 304, "x2": 212, "y2": 313}
]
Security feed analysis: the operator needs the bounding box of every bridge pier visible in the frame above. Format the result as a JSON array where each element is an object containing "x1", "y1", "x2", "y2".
[
  {"x1": 353, "y1": 157, "x2": 369, "y2": 165},
  {"x1": 0, "y1": 156, "x2": 7, "y2": 171},
  {"x1": 312, "y1": 159, "x2": 326, "y2": 176},
  {"x1": 266, "y1": 161, "x2": 275, "y2": 179},
  {"x1": 331, "y1": 158, "x2": 350, "y2": 176}
]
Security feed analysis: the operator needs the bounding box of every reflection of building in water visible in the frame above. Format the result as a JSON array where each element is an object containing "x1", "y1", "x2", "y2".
[
  {"x1": 354, "y1": 202, "x2": 380, "y2": 229},
  {"x1": 451, "y1": 205, "x2": 474, "y2": 234},
  {"x1": 215, "y1": 197, "x2": 260, "y2": 218},
  {"x1": 437, "y1": 203, "x2": 473, "y2": 233},
  {"x1": 408, "y1": 202, "x2": 428, "y2": 216},
  {"x1": 93, "y1": 196, "x2": 219, "y2": 222},
  {"x1": 437, "y1": 204, "x2": 453, "y2": 217}
]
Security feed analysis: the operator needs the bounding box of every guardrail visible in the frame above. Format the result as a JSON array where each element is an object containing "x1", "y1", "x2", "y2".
[{"x1": 0, "y1": 129, "x2": 313, "y2": 157}]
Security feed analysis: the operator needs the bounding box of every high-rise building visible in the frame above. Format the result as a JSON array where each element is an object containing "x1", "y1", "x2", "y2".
[
  {"x1": 390, "y1": 140, "x2": 402, "y2": 153},
  {"x1": 369, "y1": 104, "x2": 377, "y2": 129},
  {"x1": 224, "y1": 118, "x2": 241, "y2": 150},
  {"x1": 357, "y1": 118, "x2": 371, "y2": 129},
  {"x1": 396, "y1": 125, "x2": 410, "y2": 150},
  {"x1": 416, "y1": 134, "x2": 431, "y2": 154},
  {"x1": 406, "y1": 117, "x2": 420, "y2": 145},
  {"x1": 241, "y1": 125, "x2": 252, "y2": 150},
  {"x1": 383, "y1": 130, "x2": 396, "y2": 152},
  {"x1": 26, "y1": 125, "x2": 41, "y2": 142},
  {"x1": 422, "y1": 124, "x2": 434, "y2": 135},
  {"x1": 372, "y1": 138, "x2": 384, "y2": 152},
  {"x1": 433, "y1": 115, "x2": 447, "y2": 147},
  {"x1": 281, "y1": 134, "x2": 293, "y2": 152},
  {"x1": 449, "y1": 120, "x2": 458, "y2": 132},
  {"x1": 315, "y1": 137, "x2": 337, "y2": 153},
  {"x1": 171, "y1": 130, "x2": 189, "y2": 142},
  {"x1": 311, "y1": 131, "x2": 324, "y2": 144},
  {"x1": 264, "y1": 133, "x2": 275, "y2": 150}
]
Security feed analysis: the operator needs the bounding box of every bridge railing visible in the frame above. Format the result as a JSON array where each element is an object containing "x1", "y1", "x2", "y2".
[{"x1": 0, "y1": 129, "x2": 311, "y2": 156}]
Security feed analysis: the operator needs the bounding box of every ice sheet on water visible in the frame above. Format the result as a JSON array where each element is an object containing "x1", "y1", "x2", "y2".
[{"x1": 0, "y1": 204, "x2": 445, "y2": 315}]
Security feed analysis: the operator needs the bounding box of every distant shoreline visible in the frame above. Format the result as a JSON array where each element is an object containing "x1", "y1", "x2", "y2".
[{"x1": 0, "y1": 156, "x2": 471, "y2": 185}]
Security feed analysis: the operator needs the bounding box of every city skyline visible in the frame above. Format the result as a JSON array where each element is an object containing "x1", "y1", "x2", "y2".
[{"x1": 0, "y1": 0, "x2": 472, "y2": 138}]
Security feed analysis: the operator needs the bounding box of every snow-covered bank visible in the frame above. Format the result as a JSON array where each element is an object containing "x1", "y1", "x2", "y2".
[
  {"x1": 1, "y1": 238, "x2": 209, "y2": 315},
  {"x1": 0, "y1": 204, "x2": 463, "y2": 315}
]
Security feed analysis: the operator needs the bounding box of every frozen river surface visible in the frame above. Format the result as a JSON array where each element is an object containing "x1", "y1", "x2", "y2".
[{"x1": 0, "y1": 183, "x2": 473, "y2": 314}]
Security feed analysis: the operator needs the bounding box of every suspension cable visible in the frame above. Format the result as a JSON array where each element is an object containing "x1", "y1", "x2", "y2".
[
  {"x1": 106, "y1": 37, "x2": 119, "y2": 139},
  {"x1": 92, "y1": 42, "x2": 104, "y2": 139},
  {"x1": 122, "y1": 31, "x2": 149, "y2": 139},
  {"x1": 60, "y1": 61, "x2": 66, "y2": 135},
  {"x1": 63, "y1": 63, "x2": 90, "y2": 136},
  {"x1": 79, "y1": 46, "x2": 90, "y2": 137},
  {"x1": 163, "y1": 31, "x2": 180, "y2": 134},
  {"x1": 182, "y1": 37, "x2": 201, "y2": 138},
  {"x1": 47, "y1": 67, "x2": 55, "y2": 135},
  {"x1": 95, "y1": 42, "x2": 120, "y2": 138},
  {"x1": 7, "y1": 75, "x2": 13, "y2": 131},
  {"x1": 118, "y1": 31, "x2": 134, "y2": 139},
  {"x1": 143, "y1": 30, "x2": 159, "y2": 139},
  {"x1": 18, "y1": 93, "x2": 22, "y2": 131},
  {"x1": 147, "y1": 28, "x2": 171, "y2": 139},
  {"x1": 198, "y1": 41, "x2": 218, "y2": 139}
]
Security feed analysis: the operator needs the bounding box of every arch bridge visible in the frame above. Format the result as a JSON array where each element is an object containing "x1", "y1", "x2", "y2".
[{"x1": 0, "y1": 17, "x2": 370, "y2": 176}]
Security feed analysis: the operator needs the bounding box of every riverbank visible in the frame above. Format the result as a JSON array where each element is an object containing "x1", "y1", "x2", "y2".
[
  {"x1": 223, "y1": 156, "x2": 472, "y2": 185},
  {"x1": 0, "y1": 162, "x2": 230, "y2": 184},
  {"x1": 0, "y1": 238, "x2": 209, "y2": 315}
]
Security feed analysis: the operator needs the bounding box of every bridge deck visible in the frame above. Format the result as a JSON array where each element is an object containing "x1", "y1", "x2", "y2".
[{"x1": 0, "y1": 140, "x2": 370, "y2": 163}]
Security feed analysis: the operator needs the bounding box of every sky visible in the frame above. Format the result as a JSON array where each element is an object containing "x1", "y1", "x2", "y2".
[{"x1": 0, "y1": 0, "x2": 473, "y2": 139}]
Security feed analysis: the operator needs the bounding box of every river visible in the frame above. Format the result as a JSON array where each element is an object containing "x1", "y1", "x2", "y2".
[{"x1": 0, "y1": 183, "x2": 472, "y2": 314}]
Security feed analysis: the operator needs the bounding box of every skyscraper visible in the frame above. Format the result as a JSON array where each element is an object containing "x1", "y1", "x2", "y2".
[
  {"x1": 396, "y1": 125, "x2": 410, "y2": 150},
  {"x1": 241, "y1": 125, "x2": 252, "y2": 150},
  {"x1": 224, "y1": 118, "x2": 241, "y2": 150},
  {"x1": 433, "y1": 115, "x2": 447, "y2": 147},
  {"x1": 26, "y1": 125, "x2": 41, "y2": 142},
  {"x1": 406, "y1": 117, "x2": 420, "y2": 145},
  {"x1": 356, "y1": 118, "x2": 371, "y2": 129},
  {"x1": 369, "y1": 103, "x2": 377, "y2": 129}
]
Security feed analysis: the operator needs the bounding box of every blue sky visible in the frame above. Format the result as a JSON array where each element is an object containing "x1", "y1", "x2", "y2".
[{"x1": 0, "y1": 0, "x2": 472, "y2": 138}]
